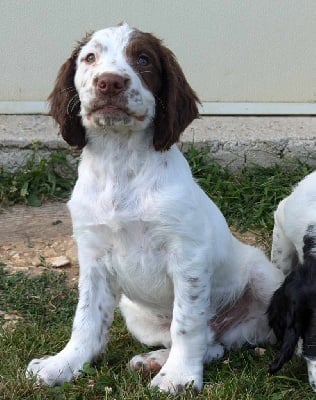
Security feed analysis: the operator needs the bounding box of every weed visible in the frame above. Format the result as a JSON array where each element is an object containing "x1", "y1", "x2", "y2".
[{"x1": 0, "y1": 146, "x2": 77, "y2": 206}]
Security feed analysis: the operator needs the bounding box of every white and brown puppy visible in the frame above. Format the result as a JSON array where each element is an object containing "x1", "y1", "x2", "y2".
[
  {"x1": 269, "y1": 170, "x2": 316, "y2": 391},
  {"x1": 27, "y1": 23, "x2": 283, "y2": 394}
]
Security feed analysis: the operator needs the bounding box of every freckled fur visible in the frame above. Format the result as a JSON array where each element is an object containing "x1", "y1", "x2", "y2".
[
  {"x1": 268, "y1": 171, "x2": 316, "y2": 392},
  {"x1": 27, "y1": 23, "x2": 283, "y2": 394}
]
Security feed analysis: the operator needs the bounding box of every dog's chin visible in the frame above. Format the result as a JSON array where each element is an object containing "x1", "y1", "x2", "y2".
[
  {"x1": 87, "y1": 107, "x2": 132, "y2": 128},
  {"x1": 83, "y1": 107, "x2": 150, "y2": 132}
]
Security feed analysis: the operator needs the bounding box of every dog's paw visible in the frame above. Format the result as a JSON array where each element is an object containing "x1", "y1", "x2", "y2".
[
  {"x1": 150, "y1": 365, "x2": 202, "y2": 394},
  {"x1": 130, "y1": 349, "x2": 169, "y2": 377},
  {"x1": 26, "y1": 355, "x2": 79, "y2": 386}
]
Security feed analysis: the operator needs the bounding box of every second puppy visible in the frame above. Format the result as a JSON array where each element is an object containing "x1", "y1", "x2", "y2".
[{"x1": 268, "y1": 170, "x2": 316, "y2": 391}]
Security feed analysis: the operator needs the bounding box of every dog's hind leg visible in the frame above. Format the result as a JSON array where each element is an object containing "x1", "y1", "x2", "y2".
[
  {"x1": 214, "y1": 258, "x2": 284, "y2": 350},
  {"x1": 213, "y1": 289, "x2": 276, "y2": 350},
  {"x1": 119, "y1": 295, "x2": 171, "y2": 348},
  {"x1": 129, "y1": 349, "x2": 170, "y2": 377},
  {"x1": 120, "y1": 296, "x2": 172, "y2": 377}
]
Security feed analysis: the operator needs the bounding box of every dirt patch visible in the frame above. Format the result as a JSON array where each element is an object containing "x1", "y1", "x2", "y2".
[
  {"x1": 0, "y1": 202, "x2": 72, "y2": 244},
  {"x1": 0, "y1": 203, "x2": 78, "y2": 284},
  {"x1": 0, "y1": 202, "x2": 270, "y2": 284}
]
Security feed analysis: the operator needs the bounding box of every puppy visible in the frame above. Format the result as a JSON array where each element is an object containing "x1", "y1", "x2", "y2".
[
  {"x1": 269, "y1": 170, "x2": 316, "y2": 391},
  {"x1": 271, "y1": 171, "x2": 316, "y2": 276},
  {"x1": 26, "y1": 23, "x2": 283, "y2": 393}
]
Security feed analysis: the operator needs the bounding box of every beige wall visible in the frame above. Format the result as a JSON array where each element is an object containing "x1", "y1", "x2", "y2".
[{"x1": 1, "y1": 0, "x2": 316, "y2": 113}]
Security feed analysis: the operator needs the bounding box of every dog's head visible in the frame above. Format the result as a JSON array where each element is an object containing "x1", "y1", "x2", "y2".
[{"x1": 49, "y1": 23, "x2": 199, "y2": 151}]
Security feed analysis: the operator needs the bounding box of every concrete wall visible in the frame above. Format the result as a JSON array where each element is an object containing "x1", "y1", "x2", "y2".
[{"x1": 1, "y1": 0, "x2": 316, "y2": 113}]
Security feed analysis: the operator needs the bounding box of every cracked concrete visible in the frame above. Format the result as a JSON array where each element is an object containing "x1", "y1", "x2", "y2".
[
  {"x1": 183, "y1": 116, "x2": 316, "y2": 168},
  {"x1": 0, "y1": 115, "x2": 316, "y2": 170}
]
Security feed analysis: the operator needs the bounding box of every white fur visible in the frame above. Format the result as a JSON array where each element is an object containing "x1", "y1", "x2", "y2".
[
  {"x1": 271, "y1": 170, "x2": 316, "y2": 275},
  {"x1": 271, "y1": 170, "x2": 316, "y2": 392},
  {"x1": 27, "y1": 23, "x2": 283, "y2": 393}
]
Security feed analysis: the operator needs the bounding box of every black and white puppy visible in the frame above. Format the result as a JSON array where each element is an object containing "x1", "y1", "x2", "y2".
[{"x1": 268, "y1": 170, "x2": 316, "y2": 391}]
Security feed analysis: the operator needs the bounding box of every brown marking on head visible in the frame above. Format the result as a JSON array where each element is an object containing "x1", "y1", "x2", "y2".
[
  {"x1": 49, "y1": 26, "x2": 199, "y2": 151},
  {"x1": 126, "y1": 30, "x2": 200, "y2": 151},
  {"x1": 48, "y1": 32, "x2": 93, "y2": 148}
]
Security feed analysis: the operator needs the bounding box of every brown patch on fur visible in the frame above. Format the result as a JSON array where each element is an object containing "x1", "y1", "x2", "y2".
[
  {"x1": 48, "y1": 32, "x2": 93, "y2": 148},
  {"x1": 210, "y1": 287, "x2": 253, "y2": 339},
  {"x1": 49, "y1": 26, "x2": 199, "y2": 151},
  {"x1": 126, "y1": 30, "x2": 200, "y2": 151},
  {"x1": 130, "y1": 356, "x2": 163, "y2": 377}
]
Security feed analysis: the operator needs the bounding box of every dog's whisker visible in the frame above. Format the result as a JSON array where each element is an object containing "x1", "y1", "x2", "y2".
[
  {"x1": 137, "y1": 70, "x2": 153, "y2": 75},
  {"x1": 66, "y1": 94, "x2": 80, "y2": 115},
  {"x1": 70, "y1": 99, "x2": 80, "y2": 113}
]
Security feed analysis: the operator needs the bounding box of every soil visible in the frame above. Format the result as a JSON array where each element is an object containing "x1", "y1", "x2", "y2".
[
  {"x1": 0, "y1": 202, "x2": 79, "y2": 284},
  {"x1": 0, "y1": 202, "x2": 268, "y2": 285}
]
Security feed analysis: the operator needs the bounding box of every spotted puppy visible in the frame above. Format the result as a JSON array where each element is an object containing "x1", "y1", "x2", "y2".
[
  {"x1": 269, "y1": 170, "x2": 316, "y2": 391},
  {"x1": 27, "y1": 23, "x2": 283, "y2": 394}
]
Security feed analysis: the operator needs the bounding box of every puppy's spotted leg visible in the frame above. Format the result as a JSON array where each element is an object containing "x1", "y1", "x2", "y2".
[
  {"x1": 150, "y1": 265, "x2": 211, "y2": 394},
  {"x1": 27, "y1": 245, "x2": 118, "y2": 385}
]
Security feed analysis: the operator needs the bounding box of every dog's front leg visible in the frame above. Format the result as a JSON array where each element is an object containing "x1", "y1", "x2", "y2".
[
  {"x1": 150, "y1": 266, "x2": 210, "y2": 394},
  {"x1": 27, "y1": 248, "x2": 117, "y2": 386}
]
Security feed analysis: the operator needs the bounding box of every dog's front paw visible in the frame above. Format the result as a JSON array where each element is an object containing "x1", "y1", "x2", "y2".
[
  {"x1": 26, "y1": 354, "x2": 80, "y2": 385},
  {"x1": 150, "y1": 365, "x2": 202, "y2": 394}
]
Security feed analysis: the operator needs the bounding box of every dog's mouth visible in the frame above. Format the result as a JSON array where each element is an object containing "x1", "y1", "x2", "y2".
[
  {"x1": 93, "y1": 104, "x2": 127, "y2": 115},
  {"x1": 89, "y1": 102, "x2": 145, "y2": 122}
]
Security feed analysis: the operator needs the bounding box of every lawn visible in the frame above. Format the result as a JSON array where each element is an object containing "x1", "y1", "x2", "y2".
[{"x1": 0, "y1": 147, "x2": 315, "y2": 399}]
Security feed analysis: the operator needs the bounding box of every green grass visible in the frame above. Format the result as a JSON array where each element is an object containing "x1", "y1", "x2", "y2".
[
  {"x1": 0, "y1": 146, "x2": 315, "y2": 399},
  {"x1": 0, "y1": 266, "x2": 314, "y2": 400},
  {"x1": 185, "y1": 146, "x2": 314, "y2": 231}
]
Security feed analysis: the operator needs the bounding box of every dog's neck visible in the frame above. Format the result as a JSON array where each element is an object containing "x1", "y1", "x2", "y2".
[
  {"x1": 85, "y1": 126, "x2": 155, "y2": 157},
  {"x1": 78, "y1": 126, "x2": 179, "y2": 189}
]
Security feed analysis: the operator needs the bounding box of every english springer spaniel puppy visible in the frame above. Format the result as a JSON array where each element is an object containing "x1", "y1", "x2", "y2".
[
  {"x1": 268, "y1": 171, "x2": 316, "y2": 391},
  {"x1": 26, "y1": 23, "x2": 283, "y2": 394}
]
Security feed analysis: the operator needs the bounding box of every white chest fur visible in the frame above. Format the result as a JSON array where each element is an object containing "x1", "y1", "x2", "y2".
[{"x1": 68, "y1": 132, "x2": 194, "y2": 308}]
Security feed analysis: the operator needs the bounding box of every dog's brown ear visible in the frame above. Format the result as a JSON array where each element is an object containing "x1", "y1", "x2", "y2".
[
  {"x1": 48, "y1": 34, "x2": 92, "y2": 148},
  {"x1": 153, "y1": 46, "x2": 200, "y2": 151}
]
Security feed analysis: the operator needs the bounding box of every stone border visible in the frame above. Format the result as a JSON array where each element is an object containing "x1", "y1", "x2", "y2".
[{"x1": 1, "y1": 115, "x2": 316, "y2": 170}]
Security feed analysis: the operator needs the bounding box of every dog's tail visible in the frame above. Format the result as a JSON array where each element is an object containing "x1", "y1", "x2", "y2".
[{"x1": 302, "y1": 224, "x2": 316, "y2": 359}]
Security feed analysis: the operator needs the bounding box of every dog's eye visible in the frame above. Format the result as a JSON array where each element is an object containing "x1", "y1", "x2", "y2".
[
  {"x1": 85, "y1": 53, "x2": 96, "y2": 63},
  {"x1": 137, "y1": 54, "x2": 150, "y2": 66}
]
